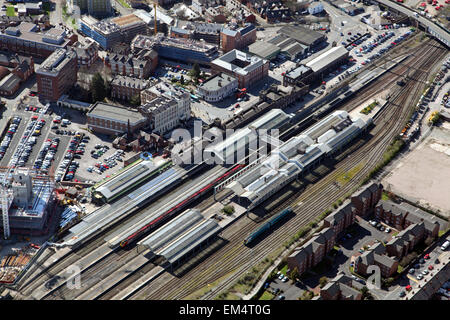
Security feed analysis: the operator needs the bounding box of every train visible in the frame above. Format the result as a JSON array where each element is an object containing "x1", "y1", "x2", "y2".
[
  {"x1": 244, "y1": 207, "x2": 293, "y2": 246},
  {"x1": 119, "y1": 164, "x2": 245, "y2": 247}
]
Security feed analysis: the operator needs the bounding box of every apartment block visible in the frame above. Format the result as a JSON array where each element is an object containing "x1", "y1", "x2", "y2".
[
  {"x1": 350, "y1": 182, "x2": 383, "y2": 217},
  {"x1": 324, "y1": 201, "x2": 357, "y2": 236},
  {"x1": 35, "y1": 48, "x2": 78, "y2": 102},
  {"x1": 318, "y1": 274, "x2": 362, "y2": 300},
  {"x1": 287, "y1": 227, "x2": 335, "y2": 276},
  {"x1": 354, "y1": 242, "x2": 398, "y2": 278},
  {"x1": 375, "y1": 200, "x2": 440, "y2": 239}
]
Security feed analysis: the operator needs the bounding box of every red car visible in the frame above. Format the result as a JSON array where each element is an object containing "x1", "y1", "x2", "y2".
[
  {"x1": 424, "y1": 254, "x2": 430, "y2": 259},
  {"x1": 348, "y1": 32, "x2": 352, "y2": 35},
  {"x1": 428, "y1": 265, "x2": 434, "y2": 270},
  {"x1": 31, "y1": 115, "x2": 38, "y2": 120}
]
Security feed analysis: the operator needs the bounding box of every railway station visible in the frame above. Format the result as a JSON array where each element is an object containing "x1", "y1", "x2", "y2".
[
  {"x1": 137, "y1": 209, "x2": 221, "y2": 269},
  {"x1": 226, "y1": 110, "x2": 371, "y2": 208},
  {"x1": 92, "y1": 159, "x2": 170, "y2": 203}
]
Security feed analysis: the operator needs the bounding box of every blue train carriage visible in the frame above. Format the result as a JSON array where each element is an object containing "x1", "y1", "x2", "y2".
[{"x1": 244, "y1": 207, "x2": 293, "y2": 246}]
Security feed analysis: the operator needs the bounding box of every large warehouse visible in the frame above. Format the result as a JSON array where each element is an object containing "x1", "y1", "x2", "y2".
[
  {"x1": 283, "y1": 46, "x2": 349, "y2": 86},
  {"x1": 226, "y1": 110, "x2": 371, "y2": 208}
]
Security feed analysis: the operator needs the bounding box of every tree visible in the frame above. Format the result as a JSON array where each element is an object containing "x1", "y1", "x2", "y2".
[
  {"x1": 319, "y1": 276, "x2": 328, "y2": 288},
  {"x1": 130, "y1": 94, "x2": 141, "y2": 106},
  {"x1": 290, "y1": 267, "x2": 299, "y2": 281},
  {"x1": 360, "y1": 286, "x2": 370, "y2": 299},
  {"x1": 90, "y1": 73, "x2": 107, "y2": 102},
  {"x1": 190, "y1": 63, "x2": 201, "y2": 79},
  {"x1": 222, "y1": 205, "x2": 235, "y2": 215}
]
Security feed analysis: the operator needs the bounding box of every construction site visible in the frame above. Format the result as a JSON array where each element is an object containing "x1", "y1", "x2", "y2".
[{"x1": 0, "y1": 167, "x2": 58, "y2": 284}]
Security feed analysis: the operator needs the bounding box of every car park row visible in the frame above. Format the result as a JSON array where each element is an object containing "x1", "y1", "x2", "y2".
[{"x1": 0, "y1": 117, "x2": 21, "y2": 162}]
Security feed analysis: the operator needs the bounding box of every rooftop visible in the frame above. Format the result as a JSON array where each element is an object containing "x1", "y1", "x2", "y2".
[
  {"x1": 87, "y1": 102, "x2": 146, "y2": 124},
  {"x1": 198, "y1": 73, "x2": 237, "y2": 92},
  {"x1": 36, "y1": 48, "x2": 76, "y2": 75},
  {"x1": 306, "y1": 46, "x2": 348, "y2": 73},
  {"x1": 212, "y1": 49, "x2": 268, "y2": 76}
]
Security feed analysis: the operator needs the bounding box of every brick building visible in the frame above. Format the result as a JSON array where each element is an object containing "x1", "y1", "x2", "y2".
[
  {"x1": 35, "y1": 48, "x2": 78, "y2": 102},
  {"x1": 324, "y1": 201, "x2": 357, "y2": 237},
  {"x1": 211, "y1": 49, "x2": 269, "y2": 89},
  {"x1": 86, "y1": 101, "x2": 148, "y2": 135},
  {"x1": 110, "y1": 75, "x2": 152, "y2": 101},
  {"x1": 0, "y1": 22, "x2": 76, "y2": 58},
  {"x1": 74, "y1": 39, "x2": 99, "y2": 68},
  {"x1": 354, "y1": 242, "x2": 398, "y2": 278},
  {"x1": 220, "y1": 23, "x2": 257, "y2": 52},
  {"x1": 106, "y1": 50, "x2": 157, "y2": 79},
  {"x1": 351, "y1": 182, "x2": 383, "y2": 218},
  {"x1": 318, "y1": 274, "x2": 362, "y2": 300},
  {"x1": 287, "y1": 227, "x2": 335, "y2": 276}
]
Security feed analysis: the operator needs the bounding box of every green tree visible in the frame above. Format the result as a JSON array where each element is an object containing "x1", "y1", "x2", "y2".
[
  {"x1": 290, "y1": 267, "x2": 299, "y2": 281},
  {"x1": 222, "y1": 205, "x2": 235, "y2": 215},
  {"x1": 319, "y1": 276, "x2": 328, "y2": 288},
  {"x1": 190, "y1": 63, "x2": 201, "y2": 79},
  {"x1": 90, "y1": 73, "x2": 107, "y2": 102},
  {"x1": 130, "y1": 94, "x2": 141, "y2": 106}
]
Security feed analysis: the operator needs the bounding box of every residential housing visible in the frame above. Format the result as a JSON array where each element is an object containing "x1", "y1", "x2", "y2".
[
  {"x1": 35, "y1": 48, "x2": 78, "y2": 102},
  {"x1": 105, "y1": 50, "x2": 158, "y2": 79},
  {"x1": 111, "y1": 75, "x2": 153, "y2": 101},
  {"x1": 211, "y1": 49, "x2": 269, "y2": 89},
  {"x1": 196, "y1": 73, "x2": 238, "y2": 102},
  {"x1": 0, "y1": 56, "x2": 34, "y2": 96},
  {"x1": 354, "y1": 242, "x2": 399, "y2": 277},
  {"x1": 287, "y1": 227, "x2": 335, "y2": 276},
  {"x1": 317, "y1": 274, "x2": 362, "y2": 300},
  {"x1": 73, "y1": 39, "x2": 99, "y2": 68},
  {"x1": 375, "y1": 200, "x2": 441, "y2": 239}
]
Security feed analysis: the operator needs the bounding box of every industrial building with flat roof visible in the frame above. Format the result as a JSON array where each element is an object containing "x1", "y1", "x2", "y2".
[
  {"x1": 211, "y1": 49, "x2": 269, "y2": 88},
  {"x1": 247, "y1": 40, "x2": 280, "y2": 60},
  {"x1": 131, "y1": 34, "x2": 219, "y2": 67},
  {"x1": 36, "y1": 48, "x2": 78, "y2": 102},
  {"x1": 86, "y1": 101, "x2": 148, "y2": 135},
  {"x1": 226, "y1": 110, "x2": 370, "y2": 207},
  {"x1": 0, "y1": 22, "x2": 74, "y2": 58},
  {"x1": 283, "y1": 46, "x2": 349, "y2": 86},
  {"x1": 196, "y1": 73, "x2": 238, "y2": 102}
]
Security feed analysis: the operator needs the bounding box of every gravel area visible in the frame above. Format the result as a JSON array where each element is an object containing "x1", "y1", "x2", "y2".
[{"x1": 382, "y1": 126, "x2": 450, "y2": 217}]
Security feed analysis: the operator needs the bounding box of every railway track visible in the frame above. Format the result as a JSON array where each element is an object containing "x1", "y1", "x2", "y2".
[
  {"x1": 127, "y1": 40, "x2": 446, "y2": 300},
  {"x1": 14, "y1": 40, "x2": 446, "y2": 300}
]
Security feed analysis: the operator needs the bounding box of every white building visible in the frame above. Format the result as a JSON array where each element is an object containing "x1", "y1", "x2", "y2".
[
  {"x1": 140, "y1": 82, "x2": 191, "y2": 134},
  {"x1": 308, "y1": 2, "x2": 324, "y2": 15},
  {"x1": 196, "y1": 73, "x2": 238, "y2": 102}
]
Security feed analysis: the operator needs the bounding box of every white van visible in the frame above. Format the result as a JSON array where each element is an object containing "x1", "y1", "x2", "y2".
[{"x1": 441, "y1": 240, "x2": 450, "y2": 251}]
